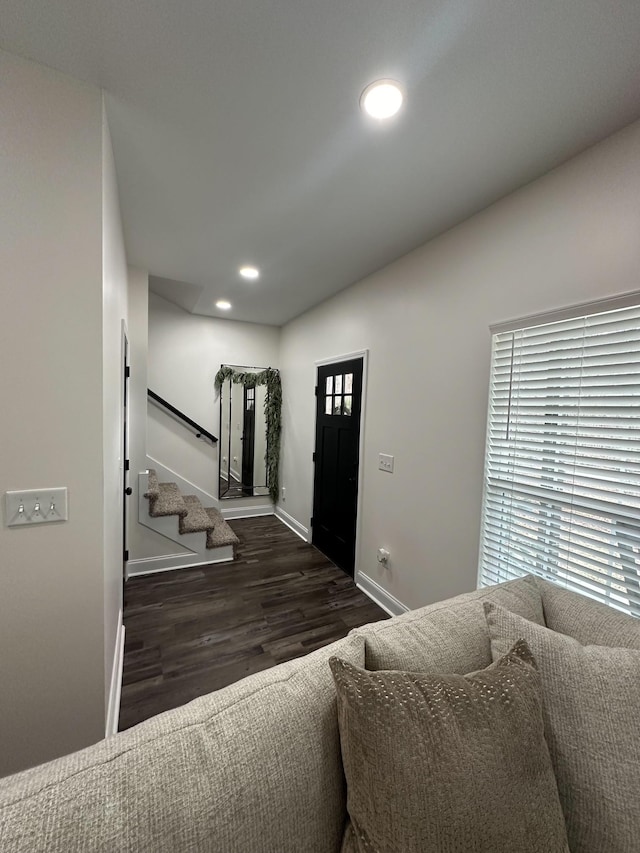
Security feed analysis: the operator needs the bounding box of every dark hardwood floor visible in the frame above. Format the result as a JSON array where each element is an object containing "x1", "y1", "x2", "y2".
[{"x1": 119, "y1": 515, "x2": 388, "y2": 730}]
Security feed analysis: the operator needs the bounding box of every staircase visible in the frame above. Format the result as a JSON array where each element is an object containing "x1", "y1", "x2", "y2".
[{"x1": 131, "y1": 466, "x2": 239, "y2": 577}]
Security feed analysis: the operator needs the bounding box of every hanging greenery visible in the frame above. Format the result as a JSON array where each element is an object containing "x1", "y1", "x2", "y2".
[{"x1": 214, "y1": 366, "x2": 282, "y2": 503}]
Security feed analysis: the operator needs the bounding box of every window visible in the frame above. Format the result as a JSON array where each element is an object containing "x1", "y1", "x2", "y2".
[
  {"x1": 324, "y1": 372, "x2": 353, "y2": 417},
  {"x1": 478, "y1": 302, "x2": 640, "y2": 617}
]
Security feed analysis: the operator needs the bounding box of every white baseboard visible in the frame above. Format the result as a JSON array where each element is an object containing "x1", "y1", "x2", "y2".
[
  {"x1": 106, "y1": 615, "x2": 125, "y2": 738},
  {"x1": 220, "y1": 503, "x2": 273, "y2": 520},
  {"x1": 356, "y1": 572, "x2": 409, "y2": 617},
  {"x1": 127, "y1": 548, "x2": 235, "y2": 577},
  {"x1": 275, "y1": 506, "x2": 309, "y2": 542}
]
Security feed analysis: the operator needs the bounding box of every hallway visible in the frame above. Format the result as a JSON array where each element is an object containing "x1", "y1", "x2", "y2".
[{"x1": 119, "y1": 515, "x2": 387, "y2": 730}]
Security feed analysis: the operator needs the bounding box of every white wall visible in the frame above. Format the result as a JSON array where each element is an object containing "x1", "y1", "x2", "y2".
[
  {"x1": 0, "y1": 50, "x2": 106, "y2": 775},
  {"x1": 101, "y1": 101, "x2": 128, "y2": 717},
  {"x1": 127, "y1": 269, "x2": 184, "y2": 560},
  {"x1": 146, "y1": 294, "x2": 280, "y2": 521},
  {"x1": 279, "y1": 119, "x2": 640, "y2": 611}
]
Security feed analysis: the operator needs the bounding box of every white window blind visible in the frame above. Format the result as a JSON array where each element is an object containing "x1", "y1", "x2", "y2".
[{"x1": 478, "y1": 302, "x2": 640, "y2": 617}]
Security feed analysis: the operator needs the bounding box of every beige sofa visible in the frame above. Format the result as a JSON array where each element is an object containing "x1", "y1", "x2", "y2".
[{"x1": 1, "y1": 575, "x2": 638, "y2": 852}]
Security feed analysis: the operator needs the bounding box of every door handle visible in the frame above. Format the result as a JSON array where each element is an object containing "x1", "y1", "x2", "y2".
[{"x1": 125, "y1": 487, "x2": 133, "y2": 496}]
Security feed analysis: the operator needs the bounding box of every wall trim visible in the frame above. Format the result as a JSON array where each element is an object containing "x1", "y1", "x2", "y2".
[
  {"x1": 356, "y1": 572, "x2": 409, "y2": 617},
  {"x1": 315, "y1": 348, "x2": 369, "y2": 367},
  {"x1": 220, "y1": 504, "x2": 274, "y2": 520},
  {"x1": 127, "y1": 548, "x2": 235, "y2": 577},
  {"x1": 275, "y1": 506, "x2": 309, "y2": 542},
  {"x1": 106, "y1": 613, "x2": 125, "y2": 738}
]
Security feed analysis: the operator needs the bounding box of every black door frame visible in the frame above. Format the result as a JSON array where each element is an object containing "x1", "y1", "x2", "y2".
[
  {"x1": 311, "y1": 349, "x2": 368, "y2": 577},
  {"x1": 121, "y1": 321, "x2": 130, "y2": 583},
  {"x1": 241, "y1": 385, "x2": 256, "y2": 495}
]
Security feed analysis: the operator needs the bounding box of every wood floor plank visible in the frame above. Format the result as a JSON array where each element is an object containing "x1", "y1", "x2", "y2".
[{"x1": 119, "y1": 515, "x2": 388, "y2": 731}]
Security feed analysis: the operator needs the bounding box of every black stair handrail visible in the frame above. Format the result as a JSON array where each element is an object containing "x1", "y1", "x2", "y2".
[{"x1": 147, "y1": 389, "x2": 218, "y2": 444}]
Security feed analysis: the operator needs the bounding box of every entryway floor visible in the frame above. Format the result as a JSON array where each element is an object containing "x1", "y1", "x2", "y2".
[{"x1": 119, "y1": 515, "x2": 388, "y2": 730}]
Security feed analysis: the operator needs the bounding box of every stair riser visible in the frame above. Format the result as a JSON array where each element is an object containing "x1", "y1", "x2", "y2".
[{"x1": 137, "y1": 470, "x2": 233, "y2": 572}]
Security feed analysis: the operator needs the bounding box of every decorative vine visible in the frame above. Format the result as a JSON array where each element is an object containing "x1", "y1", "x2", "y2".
[{"x1": 214, "y1": 366, "x2": 282, "y2": 503}]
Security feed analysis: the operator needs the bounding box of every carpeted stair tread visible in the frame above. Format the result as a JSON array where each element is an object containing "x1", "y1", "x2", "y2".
[
  {"x1": 205, "y1": 507, "x2": 240, "y2": 549},
  {"x1": 149, "y1": 482, "x2": 188, "y2": 518},
  {"x1": 144, "y1": 468, "x2": 160, "y2": 500},
  {"x1": 179, "y1": 495, "x2": 215, "y2": 535}
]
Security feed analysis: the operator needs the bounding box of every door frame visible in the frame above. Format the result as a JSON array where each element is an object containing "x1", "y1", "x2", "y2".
[
  {"x1": 311, "y1": 348, "x2": 369, "y2": 582},
  {"x1": 121, "y1": 320, "x2": 130, "y2": 583},
  {"x1": 241, "y1": 385, "x2": 256, "y2": 495}
]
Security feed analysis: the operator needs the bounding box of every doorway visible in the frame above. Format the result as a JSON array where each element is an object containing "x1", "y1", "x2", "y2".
[{"x1": 312, "y1": 355, "x2": 364, "y2": 576}]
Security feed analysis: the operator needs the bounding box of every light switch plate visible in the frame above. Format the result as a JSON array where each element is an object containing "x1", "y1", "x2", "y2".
[
  {"x1": 5, "y1": 487, "x2": 68, "y2": 526},
  {"x1": 378, "y1": 453, "x2": 394, "y2": 473}
]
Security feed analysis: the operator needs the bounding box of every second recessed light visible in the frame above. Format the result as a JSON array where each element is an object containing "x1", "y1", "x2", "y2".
[
  {"x1": 360, "y1": 79, "x2": 404, "y2": 119},
  {"x1": 239, "y1": 266, "x2": 260, "y2": 280},
  {"x1": 216, "y1": 300, "x2": 232, "y2": 311}
]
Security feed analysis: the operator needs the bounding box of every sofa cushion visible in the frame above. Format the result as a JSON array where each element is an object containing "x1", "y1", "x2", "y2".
[
  {"x1": 486, "y1": 604, "x2": 640, "y2": 853},
  {"x1": 352, "y1": 575, "x2": 544, "y2": 674},
  {"x1": 534, "y1": 578, "x2": 640, "y2": 649},
  {"x1": 330, "y1": 641, "x2": 569, "y2": 853},
  {"x1": 0, "y1": 634, "x2": 365, "y2": 853}
]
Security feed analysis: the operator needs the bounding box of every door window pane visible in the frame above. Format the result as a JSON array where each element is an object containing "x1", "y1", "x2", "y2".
[
  {"x1": 344, "y1": 373, "x2": 353, "y2": 394},
  {"x1": 343, "y1": 395, "x2": 352, "y2": 416},
  {"x1": 335, "y1": 374, "x2": 343, "y2": 394},
  {"x1": 326, "y1": 376, "x2": 333, "y2": 395},
  {"x1": 325, "y1": 396, "x2": 333, "y2": 415},
  {"x1": 333, "y1": 399, "x2": 342, "y2": 415}
]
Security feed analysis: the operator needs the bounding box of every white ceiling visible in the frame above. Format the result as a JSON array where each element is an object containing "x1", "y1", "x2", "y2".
[{"x1": 2, "y1": 0, "x2": 640, "y2": 325}]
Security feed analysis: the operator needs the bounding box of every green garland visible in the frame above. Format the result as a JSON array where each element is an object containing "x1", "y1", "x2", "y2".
[{"x1": 214, "y1": 366, "x2": 282, "y2": 503}]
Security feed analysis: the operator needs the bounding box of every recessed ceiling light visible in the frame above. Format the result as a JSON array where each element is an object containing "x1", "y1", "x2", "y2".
[
  {"x1": 360, "y1": 79, "x2": 404, "y2": 120},
  {"x1": 239, "y1": 266, "x2": 260, "y2": 280},
  {"x1": 216, "y1": 300, "x2": 232, "y2": 311}
]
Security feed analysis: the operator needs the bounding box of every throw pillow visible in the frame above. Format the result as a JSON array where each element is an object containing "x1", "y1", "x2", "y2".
[
  {"x1": 485, "y1": 603, "x2": 640, "y2": 853},
  {"x1": 352, "y1": 574, "x2": 545, "y2": 674},
  {"x1": 534, "y1": 578, "x2": 640, "y2": 649},
  {"x1": 329, "y1": 641, "x2": 569, "y2": 853}
]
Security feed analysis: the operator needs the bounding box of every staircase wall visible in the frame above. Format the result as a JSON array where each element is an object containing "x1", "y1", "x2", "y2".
[
  {"x1": 147, "y1": 294, "x2": 280, "y2": 494},
  {"x1": 146, "y1": 292, "x2": 280, "y2": 515},
  {"x1": 126, "y1": 268, "x2": 186, "y2": 562},
  {"x1": 127, "y1": 289, "x2": 279, "y2": 567}
]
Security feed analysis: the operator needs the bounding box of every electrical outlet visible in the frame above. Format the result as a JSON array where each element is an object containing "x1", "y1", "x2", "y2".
[
  {"x1": 378, "y1": 453, "x2": 394, "y2": 473},
  {"x1": 281, "y1": 486, "x2": 286, "y2": 501}
]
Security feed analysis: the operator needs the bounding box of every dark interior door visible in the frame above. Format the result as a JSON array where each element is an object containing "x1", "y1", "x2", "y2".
[
  {"x1": 312, "y1": 358, "x2": 363, "y2": 575},
  {"x1": 242, "y1": 386, "x2": 256, "y2": 496}
]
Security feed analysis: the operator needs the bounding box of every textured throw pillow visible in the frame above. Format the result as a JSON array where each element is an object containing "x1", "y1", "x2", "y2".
[
  {"x1": 535, "y1": 578, "x2": 640, "y2": 649},
  {"x1": 329, "y1": 642, "x2": 569, "y2": 853},
  {"x1": 485, "y1": 603, "x2": 640, "y2": 853},
  {"x1": 352, "y1": 574, "x2": 545, "y2": 675}
]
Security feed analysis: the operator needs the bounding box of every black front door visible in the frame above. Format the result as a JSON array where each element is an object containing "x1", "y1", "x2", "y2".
[
  {"x1": 312, "y1": 358, "x2": 363, "y2": 575},
  {"x1": 241, "y1": 386, "x2": 256, "y2": 496}
]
